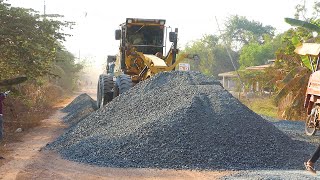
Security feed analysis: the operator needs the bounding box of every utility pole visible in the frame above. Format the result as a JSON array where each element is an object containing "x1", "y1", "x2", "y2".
[
  {"x1": 215, "y1": 16, "x2": 247, "y2": 101},
  {"x1": 43, "y1": 0, "x2": 46, "y2": 16}
]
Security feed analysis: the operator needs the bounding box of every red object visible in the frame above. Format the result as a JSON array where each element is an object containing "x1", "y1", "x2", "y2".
[
  {"x1": 305, "y1": 71, "x2": 320, "y2": 114},
  {"x1": 295, "y1": 43, "x2": 320, "y2": 115}
]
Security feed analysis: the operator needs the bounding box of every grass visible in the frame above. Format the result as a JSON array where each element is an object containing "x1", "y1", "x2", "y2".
[{"x1": 240, "y1": 97, "x2": 278, "y2": 118}]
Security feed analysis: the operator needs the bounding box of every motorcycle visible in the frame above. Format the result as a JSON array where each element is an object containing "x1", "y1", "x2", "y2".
[{"x1": 305, "y1": 105, "x2": 320, "y2": 136}]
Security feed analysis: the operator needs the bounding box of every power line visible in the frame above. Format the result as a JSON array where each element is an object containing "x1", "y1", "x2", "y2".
[{"x1": 214, "y1": 16, "x2": 249, "y2": 101}]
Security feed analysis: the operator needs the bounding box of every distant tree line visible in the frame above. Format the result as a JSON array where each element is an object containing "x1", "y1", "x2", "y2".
[
  {"x1": 181, "y1": 15, "x2": 278, "y2": 77},
  {"x1": 182, "y1": 1, "x2": 320, "y2": 120}
]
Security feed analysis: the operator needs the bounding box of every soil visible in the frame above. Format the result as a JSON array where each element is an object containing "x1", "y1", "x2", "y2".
[{"x1": 0, "y1": 88, "x2": 232, "y2": 180}]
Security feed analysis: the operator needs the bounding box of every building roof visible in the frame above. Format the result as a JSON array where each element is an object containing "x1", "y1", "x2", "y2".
[
  {"x1": 245, "y1": 63, "x2": 274, "y2": 71},
  {"x1": 218, "y1": 60, "x2": 275, "y2": 77},
  {"x1": 218, "y1": 71, "x2": 238, "y2": 78}
]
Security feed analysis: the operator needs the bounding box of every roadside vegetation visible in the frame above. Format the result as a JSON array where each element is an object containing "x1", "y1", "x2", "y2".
[
  {"x1": 0, "y1": 0, "x2": 319, "y2": 147},
  {"x1": 0, "y1": 1, "x2": 83, "y2": 145},
  {"x1": 241, "y1": 98, "x2": 278, "y2": 119},
  {"x1": 182, "y1": 1, "x2": 320, "y2": 120}
]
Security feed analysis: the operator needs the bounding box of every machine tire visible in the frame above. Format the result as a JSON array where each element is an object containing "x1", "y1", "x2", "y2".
[
  {"x1": 97, "y1": 74, "x2": 114, "y2": 108},
  {"x1": 97, "y1": 78, "x2": 102, "y2": 108},
  {"x1": 113, "y1": 74, "x2": 133, "y2": 98},
  {"x1": 305, "y1": 107, "x2": 318, "y2": 136}
]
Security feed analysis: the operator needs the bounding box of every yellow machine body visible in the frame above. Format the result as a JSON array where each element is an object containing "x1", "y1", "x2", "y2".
[{"x1": 97, "y1": 18, "x2": 197, "y2": 108}]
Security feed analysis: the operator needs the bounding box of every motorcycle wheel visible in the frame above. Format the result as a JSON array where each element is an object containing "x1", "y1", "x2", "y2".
[{"x1": 305, "y1": 107, "x2": 318, "y2": 136}]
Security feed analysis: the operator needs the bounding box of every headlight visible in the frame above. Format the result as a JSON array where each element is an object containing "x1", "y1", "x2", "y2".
[
  {"x1": 160, "y1": 20, "x2": 165, "y2": 25},
  {"x1": 127, "y1": 19, "x2": 133, "y2": 23}
]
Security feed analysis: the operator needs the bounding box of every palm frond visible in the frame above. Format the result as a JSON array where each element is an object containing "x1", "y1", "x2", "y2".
[
  {"x1": 282, "y1": 66, "x2": 306, "y2": 83},
  {"x1": 285, "y1": 18, "x2": 320, "y2": 32},
  {"x1": 276, "y1": 66, "x2": 307, "y2": 89},
  {"x1": 301, "y1": 55, "x2": 312, "y2": 70},
  {"x1": 276, "y1": 53, "x2": 301, "y2": 65},
  {"x1": 282, "y1": 75, "x2": 309, "y2": 119},
  {"x1": 274, "y1": 70, "x2": 308, "y2": 105}
]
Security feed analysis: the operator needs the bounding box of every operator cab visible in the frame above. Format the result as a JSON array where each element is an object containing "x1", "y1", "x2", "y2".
[
  {"x1": 115, "y1": 18, "x2": 167, "y2": 55},
  {"x1": 127, "y1": 25, "x2": 164, "y2": 54}
]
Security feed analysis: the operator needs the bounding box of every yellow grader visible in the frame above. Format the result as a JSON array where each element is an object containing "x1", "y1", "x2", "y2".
[{"x1": 97, "y1": 18, "x2": 197, "y2": 108}]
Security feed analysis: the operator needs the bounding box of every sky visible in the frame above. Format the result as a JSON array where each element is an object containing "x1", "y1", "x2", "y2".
[{"x1": 6, "y1": 0, "x2": 313, "y2": 69}]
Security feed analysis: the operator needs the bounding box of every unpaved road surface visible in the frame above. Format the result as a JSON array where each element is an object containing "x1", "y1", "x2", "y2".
[
  {"x1": 0, "y1": 88, "x2": 231, "y2": 180},
  {"x1": 0, "y1": 86, "x2": 319, "y2": 180}
]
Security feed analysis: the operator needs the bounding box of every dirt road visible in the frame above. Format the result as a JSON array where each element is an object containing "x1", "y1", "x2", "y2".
[
  {"x1": 1, "y1": 87, "x2": 317, "y2": 179},
  {"x1": 0, "y1": 89, "x2": 231, "y2": 180}
]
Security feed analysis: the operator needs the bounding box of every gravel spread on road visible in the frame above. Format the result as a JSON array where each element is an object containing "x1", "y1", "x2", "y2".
[
  {"x1": 61, "y1": 93, "x2": 97, "y2": 125},
  {"x1": 47, "y1": 71, "x2": 312, "y2": 170}
]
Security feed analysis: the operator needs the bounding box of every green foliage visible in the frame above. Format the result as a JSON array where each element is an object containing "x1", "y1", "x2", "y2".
[
  {"x1": 0, "y1": 1, "x2": 75, "y2": 80},
  {"x1": 237, "y1": 67, "x2": 275, "y2": 94},
  {"x1": 285, "y1": 18, "x2": 320, "y2": 32},
  {"x1": 241, "y1": 98, "x2": 278, "y2": 118},
  {"x1": 238, "y1": 33, "x2": 284, "y2": 68},
  {"x1": 269, "y1": 26, "x2": 314, "y2": 119},
  {"x1": 294, "y1": 1, "x2": 320, "y2": 21},
  {"x1": 301, "y1": 56, "x2": 312, "y2": 70},
  {"x1": 52, "y1": 48, "x2": 83, "y2": 90},
  {"x1": 181, "y1": 2, "x2": 320, "y2": 120},
  {"x1": 274, "y1": 67, "x2": 308, "y2": 105},
  {"x1": 182, "y1": 15, "x2": 279, "y2": 77},
  {"x1": 291, "y1": 35, "x2": 302, "y2": 46},
  {"x1": 182, "y1": 35, "x2": 238, "y2": 77},
  {"x1": 273, "y1": 1, "x2": 320, "y2": 118},
  {"x1": 284, "y1": 2, "x2": 320, "y2": 72},
  {"x1": 223, "y1": 15, "x2": 275, "y2": 48},
  {"x1": 239, "y1": 42, "x2": 274, "y2": 67},
  {"x1": 219, "y1": 15, "x2": 279, "y2": 69},
  {"x1": 0, "y1": 1, "x2": 82, "y2": 92}
]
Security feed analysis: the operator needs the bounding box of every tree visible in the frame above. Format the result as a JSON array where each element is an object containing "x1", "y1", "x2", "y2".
[
  {"x1": 285, "y1": 18, "x2": 320, "y2": 33},
  {"x1": 182, "y1": 34, "x2": 238, "y2": 77},
  {"x1": 239, "y1": 34, "x2": 283, "y2": 68},
  {"x1": 223, "y1": 15, "x2": 275, "y2": 49},
  {"x1": 271, "y1": 1, "x2": 320, "y2": 120},
  {"x1": 285, "y1": 1, "x2": 320, "y2": 34},
  {"x1": 52, "y1": 47, "x2": 83, "y2": 90},
  {"x1": 183, "y1": 15, "x2": 277, "y2": 78},
  {"x1": 0, "y1": 1, "x2": 74, "y2": 80}
]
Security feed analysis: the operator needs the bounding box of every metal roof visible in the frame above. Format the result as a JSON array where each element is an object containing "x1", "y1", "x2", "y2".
[
  {"x1": 218, "y1": 71, "x2": 238, "y2": 77},
  {"x1": 245, "y1": 63, "x2": 274, "y2": 70}
]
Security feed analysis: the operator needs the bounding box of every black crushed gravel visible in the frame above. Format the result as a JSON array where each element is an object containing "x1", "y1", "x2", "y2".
[
  {"x1": 221, "y1": 170, "x2": 320, "y2": 180},
  {"x1": 271, "y1": 119, "x2": 320, "y2": 149},
  {"x1": 62, "y1": 93, "x2": 97, "y2": 125},
  {"x1": 47, "y1": 71, "x2": 312, "y2": 170}
]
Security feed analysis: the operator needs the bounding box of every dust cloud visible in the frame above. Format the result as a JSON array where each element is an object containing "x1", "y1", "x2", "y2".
[{"x1": 78, "y1": 60, "x2": 106, "y2": 100}]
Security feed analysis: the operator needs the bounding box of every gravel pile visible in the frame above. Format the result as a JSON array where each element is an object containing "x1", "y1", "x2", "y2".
[
  {"x1": 62, "y1": 93, "x2": 97, "y2": 125},
  {"x1": 47, "y1": 71, "x2": 311, "y2": 170}
]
